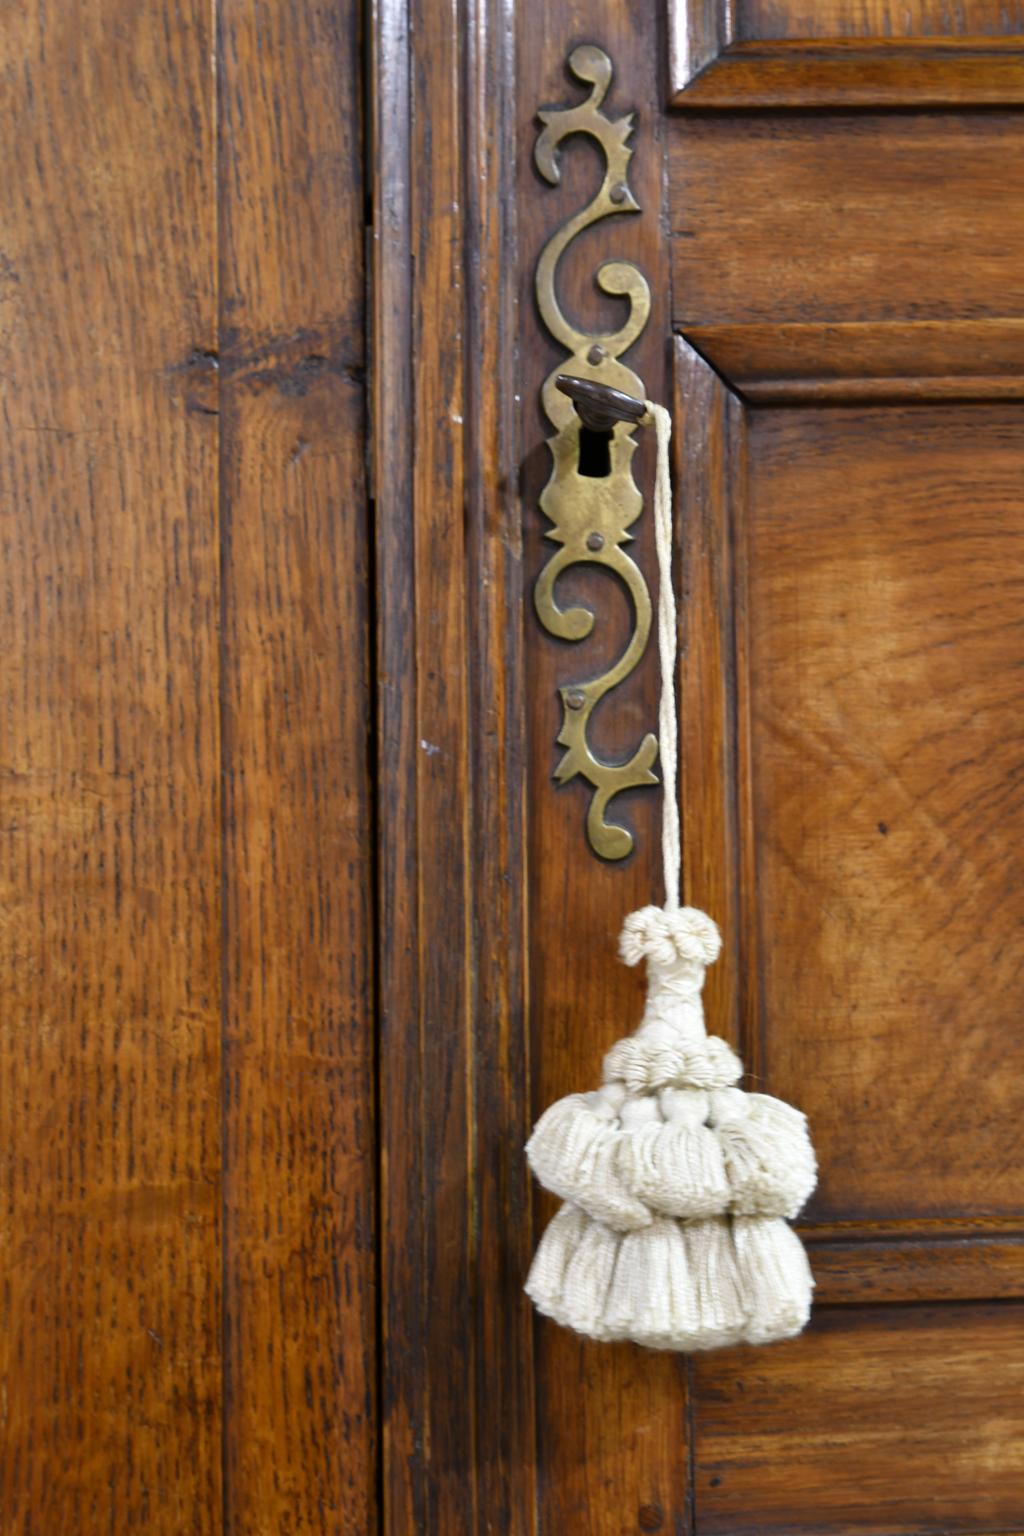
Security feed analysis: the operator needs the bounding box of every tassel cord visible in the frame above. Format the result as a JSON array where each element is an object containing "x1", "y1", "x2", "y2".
[{"x1": 645, "y1": 401, "x2": 679, "y2": 913}]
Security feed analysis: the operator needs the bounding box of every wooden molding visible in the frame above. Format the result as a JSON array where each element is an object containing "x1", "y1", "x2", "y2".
[
  {"x1": 371, "y1": 1, "x2": 536, "y2": 1531},
  {"x1": 681, "y1": 320, "x2": 1024, "y2": 404},
  {"x1": 803, "y1": 1216, "x2": 1024, "y2": 1242},
  {"x1": 803, "y1": 1218, "x2": 1024, "y2": 1298},
  {"x1": 669, "y1": 23, "x2": 1024, "y2": 108},
  {"x1": 806, "y1": 1230, "x2": 1024, "y2": 1304},
  {"x1": 668, "y1": 0, "x2": 735, "y2": 99}
]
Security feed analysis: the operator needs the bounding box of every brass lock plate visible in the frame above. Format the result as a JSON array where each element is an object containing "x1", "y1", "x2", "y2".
[{"x1": 533, "y1": 45, "x2": 657, "y2": 861}]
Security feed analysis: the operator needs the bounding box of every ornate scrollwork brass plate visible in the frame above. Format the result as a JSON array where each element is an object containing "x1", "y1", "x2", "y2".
[{"x1": 533, "y1": 44, "x2": 657, "y2": 861}]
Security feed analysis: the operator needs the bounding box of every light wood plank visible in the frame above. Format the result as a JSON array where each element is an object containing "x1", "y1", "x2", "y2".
[
  {"x1": 671, "y1": 115, "x2": 1024, "y2": 325},
  {"x1": 217, "y1": 0, "x2": 376, "y2": 1529},
  {"x1": 0, "y1": 1, "x2": 221, "y2": 1527}
]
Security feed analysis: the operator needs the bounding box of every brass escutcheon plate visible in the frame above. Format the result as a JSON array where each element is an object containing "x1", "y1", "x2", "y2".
[{"x1": 533, "y1": 44, "x2": 657, "y2": 861}]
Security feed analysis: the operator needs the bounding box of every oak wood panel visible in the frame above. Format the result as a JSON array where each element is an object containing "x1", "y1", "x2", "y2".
[
  {"x1": 370, "y1": 9, "x2": 428, "y2": 1532},
  {"x1": 668, "y1": 1, "x2": 1024, "y2": 105},
  {"x1": 685, "y1": 320, "x2": 1024, "y2": 404},
  {"x1": 382, "y1": 0, "x2": 475, "y2": 1523},
  {"x1": 518, "y1": 18, "x2": 693, "y2": 1534},
  {"x1": 217, "y1": 2, "x2": 376, "y2": 1530},
  {"x1": 373, "y1": 0, "x2": 537, "y2": 1531},
  {"x1": 807, "y1": 1235, "x2": 1024, "y2": 1304},
  {"x1": 694, "y1": 1304, "x2": 1024, "y2": 1533},
  {"x1": 742, "y1": 405, "x2": 1024, "y2": 1224},
  {"x1": 674, "y1": 42, "x2": 1024, "y2": 110},
  {"x1": 674, "y1": 0, "x2": 1024, "y2": 50},
  {"x1": 804, "y1": 1215, "x2": 1024, "y2": 1242},
  {"x1": 462, "y1": 2, "x2": 540, "y2": 1530},
  {"x1": 738, "y1": 0, "x2": 1024, "y2": 36},
  {"x1": 0, "y1": 1, "x2": 221, "y2": 1529},
  {"x1": 670, "y1": 114, "x2": 1024, "y2": 328}
]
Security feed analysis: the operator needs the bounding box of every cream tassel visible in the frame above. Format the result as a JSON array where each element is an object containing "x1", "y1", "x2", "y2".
[
  {"x1": 619, "y1": 1088, "x2": 731, "y2": 1219},
  {"x1": 525, "y1": 1084, "x2": 652, "y2": 1231},
  {"x1": 523, "y1": 1203, "x2": 591, "y2": 1326},
  {"x1": 684, "y1": 1215, "x2": 749, "y2": 1349},
  {"x1": 524, "y1": 1202, "x2": 619, "y2": 1337},
  {"x1": 523, "y1": 397, "x2": 818, "y2": 1353},
  {"x1": 711, "y1": 1087, "x2": 818, "y2": 1219},
  {"x1": 602, "y1": 1218, "x2": 694, "y2": 1348},
  {"x1": 732, "y1": 1216, "x2": 814, "y2": 1344}
]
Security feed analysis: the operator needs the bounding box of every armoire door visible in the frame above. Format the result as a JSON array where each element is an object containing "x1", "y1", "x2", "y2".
[
  {"x1": 2, "y1": 3, "x2": 376, "y2": 1531},
  {"x1": 4, "y1": 0, "x2": 1023, "y2": 1531},
  {"x1": 374, "y1": 2, "x2": 1024, "y2": 1533}
]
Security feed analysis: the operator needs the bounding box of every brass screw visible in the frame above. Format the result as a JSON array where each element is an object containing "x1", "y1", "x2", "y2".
[
  {"x1": 608, "y1": 182, "x2": 628, "y2": 204},
  {"x1": 566, "y1": 688, "x2": 586, "y2": 710},
  {"x1": 586, "y1": 531, "x2": 605, "y2": 552},
  {"x1": 587, "y1": 343, "x2": 606, "y2": 366}
]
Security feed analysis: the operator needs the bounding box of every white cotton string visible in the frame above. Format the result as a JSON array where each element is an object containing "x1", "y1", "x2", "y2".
[{"x1": 644, "y1": 400, "x2": 679, "y2": 912}]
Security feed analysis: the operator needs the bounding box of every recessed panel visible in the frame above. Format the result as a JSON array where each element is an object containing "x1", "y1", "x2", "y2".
[
  {"x1": 694, "y1": 1303, "x2": 1024, "y2": 1533},
  {"x1": 744, "y1": 405, "x2": 1024, "y2": 1222},
  {"x1": 670, "y1": 115, "x2": 1024, "y2": 326}
]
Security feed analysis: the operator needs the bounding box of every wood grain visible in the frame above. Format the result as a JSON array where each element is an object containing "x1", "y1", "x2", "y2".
[
  {"x1": 693, "y1": 1304, "x2": 1024, "y2": 1533},
  {"x1": 217, "y1": 1, "x2": 376, "y2": 1530},
  {"x1": 373, "y1": 0, "x2": 537, "y2": 1530},
  {"x1": 0, "y1": 1, "x2": 221, "y2": 1529},
  {"x1": 462, "y1": 1, "x2": 540, "y2": 1530},
  {"x1": 1, "y1": 1, "x2": 375, "y2": 1529},
  {"x1": 671, "y1": 113, "x2": 1024, "y2": 328},
  {"x1": 741, "y1": 405, "x2": 1024, "y2": 1224},
  {"x1": 807, "y1": 1235, "x2": 1024, "y2": 1304},
  {"x1": 736, "y1": 0, "x2": 1024, "y2": 40},
  {"x1": 369, "y1": 9, "x2": 426, "y2": 1532},
  {"x1": 380, "y1": 0, "x2": 476, "y2": 1524}
]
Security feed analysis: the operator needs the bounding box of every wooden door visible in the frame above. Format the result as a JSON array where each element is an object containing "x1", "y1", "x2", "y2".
[
  {"x1": 1, "y1": 2, "x2": 375, "y2": 1531},
  {"x1": 374, "y1": 1, "x2": 1024, "y2": 1533},
  {"x1": 4, "y1": 0, "x2": 1024, "y2": 1532}
]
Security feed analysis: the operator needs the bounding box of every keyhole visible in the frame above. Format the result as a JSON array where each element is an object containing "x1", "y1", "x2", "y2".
[{"x1": 577, "y1": 426, "x2": 612, "y2": 478}]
